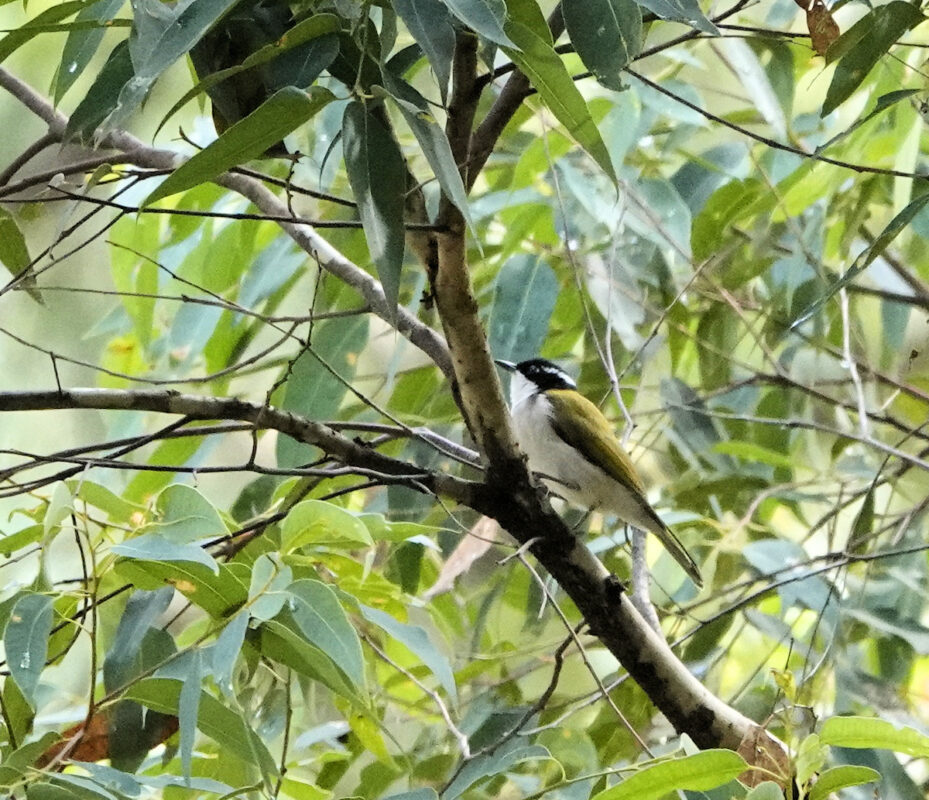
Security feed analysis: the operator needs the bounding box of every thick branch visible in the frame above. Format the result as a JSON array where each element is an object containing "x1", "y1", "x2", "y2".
[{"x1": 0, "y1": 389, "x2": 477, "y2": 502}]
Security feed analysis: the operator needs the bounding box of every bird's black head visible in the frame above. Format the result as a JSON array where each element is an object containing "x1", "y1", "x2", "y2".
[{"x1": 514, "y1": 358, "x2": 576, "y2": 391}]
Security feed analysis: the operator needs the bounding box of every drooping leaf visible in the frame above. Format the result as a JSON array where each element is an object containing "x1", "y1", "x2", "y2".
[
  {"x1": 125, "y1": 677, "x2": 278, "y2": 776},
  {"x1": 487, "y1": 254, "x2": 558, "y2": 363},
  {"x1": 100, "y1": 0, "x2": 241, "y2": 132},
  {"x1": 178, "y1": 650, "x2": 202, "y2": 779},
  {"x1": 0, "y1": 209, "x2": 32, "y2": 283},
  {"x1": 822, "y1": 2, "x2": 925, "y2": 117},
  {"x1": 53, "y1": 0, "x2": 125, "y2": 102},
  {"x1": 287, "y1": 579, "x2": 365, "y2": 689},
  {"x1": 379, "y1": 74, "x2": 473, "y2": 231},
  {"x1": 563, "y1": 0, "x2": 642, "y2": 91},
  {"x1": 275, "y1": 315, "x2": 369, "y2": 468},
  {"x1": 439, "y1": 0, "x2": 512, "y2": 46},
  {"x1": 4, "y1": 593, "x2": 54, "y2": 707},
  {"x1": 64, "y1": 39, "x2": 134, "y2": 142},
  {"x1": 342, "y1": 100, "x2": 407, "y2": 312},
  {"x1": 502, "y1": 13, "x2": 616, "y2": 182},
  {"x1": 394, "y1": 0, "x2": 455, "y2": 101},
  {"x1": 212, "y1": 611, "x2": 249, "y2": 696},
  {"x1": 145, "y1": 87, "x2": 336, "y2": 205},
  {"x1": 360, "y1": 605, "x2": 457, "y2": 702}
]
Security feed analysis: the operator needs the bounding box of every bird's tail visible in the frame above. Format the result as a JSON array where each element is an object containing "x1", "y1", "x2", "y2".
[{"x1": 635, "y1": 503, "x2": 703, "y2": 587}]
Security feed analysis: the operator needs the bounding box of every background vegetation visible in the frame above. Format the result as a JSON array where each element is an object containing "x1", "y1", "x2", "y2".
[{"x1": 2, "y1": 0, "x2": 929, "y2": 797}]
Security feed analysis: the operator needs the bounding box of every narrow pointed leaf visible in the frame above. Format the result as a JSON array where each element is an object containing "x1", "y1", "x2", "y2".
[
  {"x1": 379, "y1": 75, "x2": 472, "y2": 230},
  {"x1": 342, "y1": 101, "x2": 407, "y2": 312},
  {"x1": 145, "y1": 87, "x2": 335, "y2": 205},
  {"x1": 0, "y1": 2, "x2": 86, "y2": 63},
  {"x1": 822, "y1": 2, "x2": 925, "y2": 117},
  {"x1": 288, "y1": 579, "x2": 365, "y2": 689},
  {"x1": 54, "y1": 0, "x2": 125, "y2": 102},
  {"x1": 819, "y1": 715, "x2": 929, "y2": 756},
  {"x1": 394, "y1": 0, "x2": 455, "y2": 100},
  {"x1": 503, "y1": 21, "x2": 616, "y2": 181}
]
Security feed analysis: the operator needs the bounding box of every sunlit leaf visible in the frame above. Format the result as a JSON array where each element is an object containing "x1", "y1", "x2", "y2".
[{"x1": 590, "y1": 750, "x2": 747, "y2": 800}]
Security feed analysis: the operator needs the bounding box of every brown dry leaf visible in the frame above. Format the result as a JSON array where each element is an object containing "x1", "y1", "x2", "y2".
[
  {"x1": 423, "y1": 516, "x2": 501, "y2": 598},
  {"x1": 36, "y1": 710, "x2": 179, "y2": 768},
  {"x1": 807, "y1": 0, "x2": 840, "y2": 57},
  {"x1": 737, "y1": 724, "x2": 793, "y2": 788}
]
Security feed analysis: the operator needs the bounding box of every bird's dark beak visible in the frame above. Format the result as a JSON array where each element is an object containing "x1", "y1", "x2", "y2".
[{"x1": 494, "y1": 359, "x2": 516, "y2": 371}]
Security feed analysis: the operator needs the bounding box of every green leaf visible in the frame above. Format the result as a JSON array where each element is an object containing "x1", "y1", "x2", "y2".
[
  {"x1": 744, "y1": 783, "x2": 784, "y2": 800},
  {"x1": 145, "y1": 86, "x2": 335, "y2": 205},
  {"x1": 379, "y1": 75, "x2": 473, "y2": 231},
  {"x1": 144, "y1": 484, "x2": 228, "y2": 543},
  {"x1": 178, "y1": 650, "x2": 201, "y2": 780},
  {"x1": 70, "y1": 479, "x2": 144, "y2": 525},
  {"x1": 342, "y1": 100, "x2": 407, "y2": 312},
  {"x1": 502, "y1": 18, "x2": 616, "y2": 182},
  {"x1": 590, "y1": 750, "x2": 747, "y2": 800},
  {"x1": 276, "y1": 315, "x2": 369, "y2": 468},
  {"x1": 632, "y1": 0, "x2": 718, "y2": 34},
  {"x1": 0, "y1": 733, "x2": 59, "y2": 789},
  {"x1": 287, "y1": 580, "x2": 365, "y2": 688},
  {"x1": 443, "y1": 741, "x2": 551, "y2": 799},
  {"x1": 809, "y1": 765, "x2": 880, "y2": 799},
  {"x1": 4, "y1": 593, "x2": 54, "y2": 707},
  {"x1": 819, "y1": 716, "x2": 929, "y2": 756},
  {"x1": 113, "y1": 560, "x2": 248, "y2": 618},
  {"x1": 281, "y1": 499, "x2": 374, "y2": 550},
  {"x1": 0, "y1": 525, "x2": 44, "y2": 557},
  {"x1": 0, "y1": 209, "x2": 31, "y2": 279},
  {"x1": 0, "y1": 2, "x2": 86, "y2": 63},
  {"x1": 106, "y1": 588, "x2": 173, "y2": 670},
  {"x1": 439, "y1": 0, "x2": 512, "y2": 46},
  {"x1": 822, "y1": 2, "x2": 925, "y2": 117},
  {"x1": 487, "y1": 254, "x2": 558, "y2": 363},
  {"x1": 794, "y1": 733, "x2": 825, "y2": 787},
  {"x1": 212, "y1": 611, "x2": 248, "y2": 696},
  {"x1": 713, "y1": 441, "x2": 796, "y2": 471},
  {"x1": 248, "y1": 553, "x2": 293, "y2": 621},
  {"x1": 125, "y1": 677, "x2": 278, "y2": 776},
  {"x1": 111, "y1": 533, "x2": 219, "y2": 574},
  {"x1": 360, "y1": 604, "x2": 457, "y2": 702},
  {"x1": 64, "y1": 39, "x2": 135, "y2": 143},
  {"x1": 563, "y1": 0, "x2": 642, "y2": 90},
  {"x1": 259, "y1": 616, "x2": 363, "y2": 703},
  {"x1": 99, "y1": 0, "x2": 240, "y2": 132},
  {"x1": 792, "y1": 191, "x2": 929, "y2": 329},
  {"x1": 53, "y1": 0, "x2": 125, "y2": 102},
  {"x1": 394, "y1": 0, "x2": 455, "y2": 100},
  {"x1": 156, "y1": 13, "x2": 340, "y2": 137}
]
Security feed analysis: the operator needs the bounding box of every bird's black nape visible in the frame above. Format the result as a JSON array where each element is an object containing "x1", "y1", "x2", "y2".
[{"x1": 513, "y1": 358, "x2": 576, "y2": 391}]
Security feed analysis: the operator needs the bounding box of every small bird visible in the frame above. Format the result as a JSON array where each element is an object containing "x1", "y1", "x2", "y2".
[{"x1": 496, "y1": 358, "x2": 702, "y2": 587}]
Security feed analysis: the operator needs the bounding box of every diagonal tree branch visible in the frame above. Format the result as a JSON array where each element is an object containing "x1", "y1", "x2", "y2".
[{"x1": 0, "y1": 67, "x2": 454, "y2": 380}]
